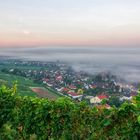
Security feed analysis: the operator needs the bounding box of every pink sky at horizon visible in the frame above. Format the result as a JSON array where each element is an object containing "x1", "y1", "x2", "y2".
[{"x1": 0, "y1": 0, "x2": 140, "y2": 47}]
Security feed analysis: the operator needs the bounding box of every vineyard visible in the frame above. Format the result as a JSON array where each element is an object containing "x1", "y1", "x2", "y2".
[{"x1": 0, "y1": 85, "x2": 140, "y2": 140}]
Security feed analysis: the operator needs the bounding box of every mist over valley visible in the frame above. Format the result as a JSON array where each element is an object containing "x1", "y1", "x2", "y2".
[{"x1": 0, "y1": 46, "x2": 140, "y2": 83}]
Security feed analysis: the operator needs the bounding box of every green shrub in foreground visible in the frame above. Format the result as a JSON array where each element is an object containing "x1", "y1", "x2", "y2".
[{"x1": 0, "y1": 85, "x2": 140, "y2": 140}]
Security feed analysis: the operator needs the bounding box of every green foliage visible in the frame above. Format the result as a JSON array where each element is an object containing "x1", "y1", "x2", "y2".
[
  {"x1": 0, "y1": 85, "x2": 140, "y2": 139},
  {"x1": 101, "y1": 98, "x2": 107, "y2": 105},
  {"x1": 107, "y1": 96, "x2": 122, "y2": 107},
  {"x1": 138, "y1": 116, "x2": 140, "y2": 124}
]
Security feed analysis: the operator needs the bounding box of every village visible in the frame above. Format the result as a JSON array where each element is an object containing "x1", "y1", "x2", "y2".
[{"x1": 1, "y1": 59, "x2": 138, "y2": 107}]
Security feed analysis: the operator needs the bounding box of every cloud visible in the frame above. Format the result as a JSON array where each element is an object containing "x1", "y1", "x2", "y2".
[{"x1": 22, "y1": 30, "x2": 31, "y2": 35}]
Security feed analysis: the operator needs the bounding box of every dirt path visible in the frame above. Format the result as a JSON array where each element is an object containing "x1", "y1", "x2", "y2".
[{"x1": 30, "y1": 87, "x2": 58, "y2": 100}]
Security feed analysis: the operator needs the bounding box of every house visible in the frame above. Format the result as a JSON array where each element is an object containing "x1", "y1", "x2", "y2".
[
  {"x1": 68, "y1": 92, "x2": 83, "y2": 99},
  {"x1": 85, "y1": 96, "x2": 94, "y2": 99},
  {"x1": 90, "y1": 95, "x2": 108, "y2": 104},
  {"x1": 55, "y1": 87, "x2": 63, "y2": 92},
  {"x1": 42, "y1": 78, "x2": 49, "y2": 84},
  {"x1": 90, "y1": 96, "x2": 101, "y2": 104},
  {"x1": 84, "y1": 84, "x2": 89, "y2": 89},
  {"x1": 69, "y1": 85, "x2": 77, "y2": 90},
  {"x1": 62, "y1": 87, "x2": 69, "y2": 92},
  {"x1": 9, "y1": 69, "x2": 14, "y2": 72},
  {"x1": 89, "y1": 85, "x2": 97, "y2": 89},
  {"x1": 77, "y1": 89, "x2": 84, "y2": 94},
  {"x1": 97, "y1": 95, "x2": 108, "y2": 100},
  {"x1": 56, "y1": 75, "x2": 63, "y2": 81},
  {"x1": 47, "y1": 83, "x2": 53, "y2": 87},
  {"x1": 120, "y1": 96, "x2": 132, "y2": 101}
]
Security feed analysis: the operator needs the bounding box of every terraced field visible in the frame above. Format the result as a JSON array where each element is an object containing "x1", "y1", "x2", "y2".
[{"x1": 31, "y1": 87, "x2": 60, "y2": 99}]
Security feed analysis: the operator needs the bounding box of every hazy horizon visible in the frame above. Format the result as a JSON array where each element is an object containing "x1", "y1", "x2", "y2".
[{"x1": 1, "y1": 46, "x2": 140, "y2": 83}]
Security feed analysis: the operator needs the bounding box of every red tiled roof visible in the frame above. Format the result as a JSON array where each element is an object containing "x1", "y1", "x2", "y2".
[
  {"x1": 63, "y1": 88, "x2": 69, "y2": 92},
  {"x1": 97, "y1": 95, "x2": 107, "y2": 100},
  {"x1": 68, "y1": 92, "x2": 80, "y2": 96},
  {"x1": 69, "y1": 85, "x2": 77, "y2": 89},
  {"x1": 56, "y1": 76, "x2": 62, "y2": 81},
  {"x1": 92, "y1": 85, "x2": 97, "y2": 88}
]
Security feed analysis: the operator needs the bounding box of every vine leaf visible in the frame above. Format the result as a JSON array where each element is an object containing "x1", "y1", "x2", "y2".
[{"x1": 138, "y1": 116, "x2": 140, "y2": 124}]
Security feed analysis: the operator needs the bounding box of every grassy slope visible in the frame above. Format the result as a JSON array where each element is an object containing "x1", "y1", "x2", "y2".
[
  {"x1": 0, "y1": 64, "x2": 43, "y2": 70},
  {"x1": 0, "y1": 71, "x2": 38, "y2": 97},
  {"x1": 0, "y1": 71, "x2": 61, "y2": 99},
  {"x1": 0, "y1": 64, "x2": 60, "y2": 98}
]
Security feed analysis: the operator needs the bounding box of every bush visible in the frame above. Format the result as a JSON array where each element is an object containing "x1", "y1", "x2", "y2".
[{"x1": 0, "y1": 85, "x2": 140, "y2": 139}]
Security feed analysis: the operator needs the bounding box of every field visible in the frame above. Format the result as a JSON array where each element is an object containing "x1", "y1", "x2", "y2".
[
  {"x1": 0, "y1": 63, "x2": 61, "y2": 99},
  {"x1": 31, "y1": 87, "x2": 60, "y2": 99},
  {"x1": 0, "y1": 64, "x2": 45, "y2": 70},
  {"x1": 0, "y1": 71, "x2": 39, "y2": 97},
  {"x1": 0, "y1": 70, "x2": 61, "y2": 99}
]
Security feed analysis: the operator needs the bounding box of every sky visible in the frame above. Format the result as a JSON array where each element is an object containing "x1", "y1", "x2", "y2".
[{"x1": 0, "y1": 0, "x2": 140, "y2": 47}]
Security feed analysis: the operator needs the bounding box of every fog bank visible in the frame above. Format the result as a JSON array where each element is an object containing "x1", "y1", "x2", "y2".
[{"x1": 0, "y1": 46, "x2": 140, "y2": 82}]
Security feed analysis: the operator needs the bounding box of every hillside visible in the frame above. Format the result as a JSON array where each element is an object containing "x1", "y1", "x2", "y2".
[
  {"x1": 0, "y1": 85, "x2": 140, "y2": 140},
  {"x1": 0, "y1": 71, "x2": 60, "y2": 99}
]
